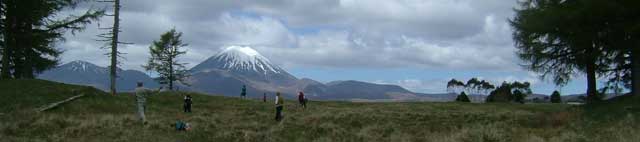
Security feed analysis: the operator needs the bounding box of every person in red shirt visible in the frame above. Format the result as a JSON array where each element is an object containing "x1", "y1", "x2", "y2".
[{"x1": 298, "y1": 92, "x2": 306, "y2": 109}]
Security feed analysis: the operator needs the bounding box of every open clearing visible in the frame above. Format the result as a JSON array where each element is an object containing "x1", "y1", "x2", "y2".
[{"x1": 1, "y1": 79, "x2": 639, "y2": 142}]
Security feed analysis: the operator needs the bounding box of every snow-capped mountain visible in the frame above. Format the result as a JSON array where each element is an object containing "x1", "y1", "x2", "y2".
[
  {"x1": 186, "y1": 46, "x2": 299, "y2": 96},
  {"x1": 185, "y1": 46, "x2": 426, "y2": 100},
  {"x1": 191, "y1": 46, "x2": 284, "y2": 75},
  {"x1": 65, "y1": 60, "x2": 108, "y2": 74},
  {"x1": 36, "y1": 47, "x2": 450, "y2": 101},
  {"x1": 38, "y1": 60, "x2": 159, "y2": 91}
]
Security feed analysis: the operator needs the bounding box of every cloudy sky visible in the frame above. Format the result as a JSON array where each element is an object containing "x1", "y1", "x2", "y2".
[{"x1": 57, "y1": 0, "x2": 594, "y2": 95}]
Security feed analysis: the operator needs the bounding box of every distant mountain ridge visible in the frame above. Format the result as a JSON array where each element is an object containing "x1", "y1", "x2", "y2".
[
  {"x1": 185, "y1": 46, "x2": 300, "y2": 97},
  {"x1": 38, "y1": 60, "x2": 160, "y2": 92},
  {"x1": 38, "y1": 46, "x2": 454, "y2": 101}
]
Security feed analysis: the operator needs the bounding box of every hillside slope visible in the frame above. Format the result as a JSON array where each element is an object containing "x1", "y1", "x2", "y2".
[{"x1": 1, "y1": 80, "x2": 639, "y2": 142}]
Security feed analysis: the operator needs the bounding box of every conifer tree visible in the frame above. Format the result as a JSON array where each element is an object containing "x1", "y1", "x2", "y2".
[
  {"x1": 143, "y1": 28, "x2": 189, "y2": 90},
  {"x1": 0, "y1": 0, "x2": 103, "y2": 79}
]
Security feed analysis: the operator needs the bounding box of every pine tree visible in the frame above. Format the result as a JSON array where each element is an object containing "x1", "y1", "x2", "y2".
[
  {"x1": 0, "y1": 0, "x2": 103, "y2": 79},
  {"x1": 550, "y1": 91, "x2": 561, "y2": 103},
  {"x1": 595, "y1": 1, "x2": 640, "y2": 97},
  {"x1": 510, "y1": 0, "x2": 610, "y2": 102},
  {"x1": 143, "y1": 28, "x2": 189, "y2": 90}
]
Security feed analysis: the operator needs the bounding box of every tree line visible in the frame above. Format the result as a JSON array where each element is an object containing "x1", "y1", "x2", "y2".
[
  {"x1": 455, "y1": 0, "x2": 639, "y2": 104},
  {"x1": 446, "y1": 78, "x2": 496, "y2": 95},
  {"x1": 447, "y1": 78, "x2": 533, "y2": 103}
]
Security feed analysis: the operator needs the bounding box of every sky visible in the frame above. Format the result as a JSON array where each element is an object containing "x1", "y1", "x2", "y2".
[{"x1": 57, "y1": 0, "x2": 596, "y2": 95}]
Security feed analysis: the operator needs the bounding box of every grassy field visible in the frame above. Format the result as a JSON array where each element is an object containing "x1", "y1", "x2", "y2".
[{"x1": 1, "y1": 79, "x2": 639, "y2": 142}]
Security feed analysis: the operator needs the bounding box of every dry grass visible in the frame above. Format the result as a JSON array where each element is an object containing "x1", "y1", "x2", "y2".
[{"x1": 1, "y1": 79, "x2": 639, "y2": 142}]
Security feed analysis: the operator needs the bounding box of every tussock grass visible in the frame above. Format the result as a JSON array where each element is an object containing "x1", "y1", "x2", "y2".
[{"x1": 1, "y1": 79, "x2": 638, "y2": 142}]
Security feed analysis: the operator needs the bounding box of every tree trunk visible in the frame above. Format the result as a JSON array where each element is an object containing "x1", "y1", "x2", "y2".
[
  {"x1": 632, "y1": 43, "x2": 640, "y2": 97},
  {"x1": 586, "y1": 61, "x2": 598, "y2": 103},
  {"x1": 109, "y1": 0, "x2": 120, "y2": 96},
  {"x1": 1, "y1": 1, "x2": 14, "y2": 79},
  {"x1": 0, "y1": 43, "x2": 9, "y2": 79},
  {"x1": 169, "y1": 55, "x2": 173, "y2": 91},
  {"x1": 20, "y1": 22, "x2": 33, "y2": 79},
  {"x1": 11, "y1": 5, "x2": 26, "y2": 79}
]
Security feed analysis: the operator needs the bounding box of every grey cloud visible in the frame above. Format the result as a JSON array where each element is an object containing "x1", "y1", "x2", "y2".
[{"x1": 58, "y1": 0, "x2": 522, "y2": 72}]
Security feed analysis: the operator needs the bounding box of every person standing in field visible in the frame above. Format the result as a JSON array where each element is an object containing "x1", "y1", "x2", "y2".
[
  {"x1": 183, "y1": 94, "x2": 192, "y2": 113},
  {"x1": 275, "y1": 92, "x2": 284, "y2": 121},
  {"x1": 263, "y1": 93, "x2": 267, "y2": 102},
  {"x1": 134, "y1": 82, "x2": 161, "y2": 124},
  {"x1": 240, "y1": 85, "x2": 247, "y2": 99},
  {"x1": 298, "y1": 92, "x2": 306, "y2": 109}
]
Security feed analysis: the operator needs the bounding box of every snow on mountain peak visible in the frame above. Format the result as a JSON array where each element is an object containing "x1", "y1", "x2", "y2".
[
  {"x1": 68, "y1": 60, "x2": 91, "y2": 71},
  {"x1": 213, "y1": 46, "x2": 281, "y2": 74},
  {"x1": 222, "y1": 46, "x2": 260, "y2": 56},
  {"x1": 64, "y1": 60, "x2": 107, "y2": 74}
]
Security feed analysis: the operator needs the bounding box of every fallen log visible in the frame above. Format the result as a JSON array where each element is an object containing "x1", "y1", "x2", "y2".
[{"x1": 37, "y1": 94, "x2": 85, "y2": 112}]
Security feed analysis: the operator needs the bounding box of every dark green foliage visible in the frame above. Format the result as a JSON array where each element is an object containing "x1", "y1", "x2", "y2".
[
  {"x1": 550, "y1": 91, "x2": 561, "y2": 103},
  {"x1": 0, "y1": 0, "x2": 104, "y2": 79},
  {"x1": 513, "y1": 90, "x2": 525, "y2": 104},
  {"x1": 486, "y1": 81, "x2": 531, "y2": 103},
  {"x1": 510, "y1": 0, "x2": 608, "y2": 103},
  {"x1": 446, "y1": 79, "x2": 465, "y2": 93},
  {"x1": 455, "y1": 92, "x2": 471, "y2": 102},
  {"x1": 589, "y1": 1, "x2": 640, "y2": 97},
  {"x1": 143, "y1": 28, "x2": 189, "y2": 90},
  {"x1": 447, "y1": 78, "x2": 495, "y2": 95},
  {"x1": 511, "y1": 0, "x2": 640, "y2": 100},
  {"x1": 486, "y1": 83, "x2": 511, "y2": 103}
]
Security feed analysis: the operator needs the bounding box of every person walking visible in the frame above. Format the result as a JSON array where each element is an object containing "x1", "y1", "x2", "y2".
[
  {"x1": 134, "y1": 82, "x2": 160, "y2": 124},
  {"x1": 263, "y1": 93, "x2": 267, "y2": 102},
  {"x1": 183, "y1": 94, "x2": 192, "y2": 113},
  {"x1": 240, "y1": 85, "x2": 247, "y2": 99},
  {"x1": 275, "y1": 92, "x2": 284, "y2": 121},
  {"x1": 298, "y1": 92, "x2": 306, "y2": 109}
]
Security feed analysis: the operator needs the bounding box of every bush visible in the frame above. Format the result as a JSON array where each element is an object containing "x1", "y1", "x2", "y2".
[
  {"x1": 513, "y1": 90, "x2": 526, "y2": 104},
  {"x1": 485, "y1": 82, "x2": 529, "y2": 104},
  {"x1": 486, "y1": 87, "x2": 511, "y2": 103},
  {"x1": 551, "y1": 91, "x2": 562, "y2": 103},
  {"x1": 456, "y1": 92, "x2": 471, "y2": 102}
]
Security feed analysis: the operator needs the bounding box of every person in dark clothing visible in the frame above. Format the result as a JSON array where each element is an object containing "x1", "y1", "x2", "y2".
[
  {"x1": 275, "y1": 92, "x2": 284, "y2": 121},
  {"x1": 263, "y1": 93, "x2": 267, "y2": 102},
  {"x1": 298, "y1": 92, "x2": 306, "y2": 108},
  {"x1": 240, "y1": 85, "x2": 247, "y2": 99},
  {"x1": 184, "y1": 95, "x2": 192, "y2": 113}
]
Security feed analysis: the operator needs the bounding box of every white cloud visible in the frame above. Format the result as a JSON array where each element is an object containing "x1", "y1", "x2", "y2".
[
  {"x1": 59, "y1": 0, "x2": 522, "y2": 72},
  {"x1": 49, "y1": 0, "x2": 602, "y2": 94}
]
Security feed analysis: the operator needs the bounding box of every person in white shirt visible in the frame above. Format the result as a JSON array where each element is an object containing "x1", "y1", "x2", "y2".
[
  {"x1": 275, "y1": 92, "x2": 284, "y2": 121},
  {"x1": 134, "y1": 82, "x2": 161, "y2": 124}
]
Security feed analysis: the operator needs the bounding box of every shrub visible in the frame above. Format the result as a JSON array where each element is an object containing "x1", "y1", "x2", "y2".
[
  {"x1": 456, "y1": 92, "x2": 471, "y2": 102},
  {"x1": 513, "y1": 90, "x2": 525, "y2": 104},
  {"x1": 551, "y1": 91, "x2": 562, "y2": 103}
]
